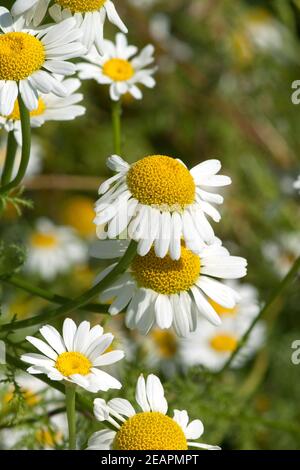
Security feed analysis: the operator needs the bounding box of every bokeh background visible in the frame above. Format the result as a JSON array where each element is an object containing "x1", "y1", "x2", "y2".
[{"x1": 0, "y1": 0, "x2": 300, "y2": 450}]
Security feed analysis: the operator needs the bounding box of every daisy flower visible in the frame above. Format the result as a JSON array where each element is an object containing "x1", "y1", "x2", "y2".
[
  {"x1": 180, "y1": 282, "x2": 266, "y2": 371},
  {"x1": 12, "y1": 0, "x2": 127, "y2": 53},
  {"x1": 91, "y1": 239, "x2": 247, "y2": 336},
  {"x1": 0, "y1": 7, "x2": 85, "y2": 116},
  {"x1": 78, "y1": 33, "x2": 156, "y2": 101},
  {"x1": 94, "y1": 155, "x2": 232, "y2": 260},
  {"x1": 0, "y1": 78, "x2": 85, "y2": 144},
  {"x1": 87, "y1": 374, "x2": 220, "y2": 450},
  {"x1": 294, "y1": 175, "x2": 300, "y2": 193},
  {"x1": 21, "y1": 318, "x2": 125, "y2": 393},
  {"x1": 0, "y1": 137, "x2": 43, "y2": 178},
  {"x1": 25, "y1": 218, "x2": 88, "y2": 281}
]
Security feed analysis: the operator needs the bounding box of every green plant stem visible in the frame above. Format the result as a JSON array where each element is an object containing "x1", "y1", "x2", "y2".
[
  {"x1": 65, "y1": 384, "x2": 76, "y2": 450},
  {"x1": 0, "y1": 240, "x2": 137, "y2": 333},
  {"x1": 112, "y1": 100, "x2": 122, "y2": 155},
  {"x1": 2, "y1": 275, "x2": 110, "y2": 314},
  {"x1": 0, "y1": 94, "x2": 31, "y2": 194},
  {"x1": 1, "y1": 132, "x2": 18, "y2": 185},
  {"x1": 219, "y1": 256, "x2": 300, "y2": 374}
]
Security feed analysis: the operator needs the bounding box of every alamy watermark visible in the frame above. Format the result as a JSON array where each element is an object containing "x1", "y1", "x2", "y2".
[
  {"x1": 291, "y1": 340, "x2": 300, "y2": 365},
  {"x1": 291, "y1": 80, "x2": 300, "y2": 104},
  {"x1": 0, "y1": 340, "x2": 6, "y2": 365}
]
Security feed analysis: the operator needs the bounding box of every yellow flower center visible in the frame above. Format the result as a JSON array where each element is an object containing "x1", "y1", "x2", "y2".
[
  {"x1": 61, "y1": 196, "x2": 95, "y2": 237},
  {"x1": 35, "y1": 429, "x2": 63, "y2": 447},
  {"x1": 103, "y1": 58, "x2": 135, "y2": 82},
  {"x1": 127, "y1": 155, "x2": 196, "y2": 210},
  {"x1": 0, "y1": 32, "x2": 45, "y2": 81},
  {"x1": 30, "y1": 232, "x2": 59, "y2": 249},
  {"x1": 55, "y1": 0, "x2": 106, "y2": 13},
  {"x1": 131, "y1": 245, "x2": 200, "y2": 295},
  {"x1": 8, "y1": 97, "x2": 46, "y2": 120},
  {"x1": 55, "y1": 351, "x2": 91, "y2": 376},
  {"x1": 210, "y1": 333, "x2": 238, "y2": 353},
  {"x1": 114, "y1": 412, "x2": 188, "y2": 450},
  {"x1": 209, "y1": 300, "x2": 237, "y2": 317},
  {"x1": 151, "y1": 330, "x2": 177, "y2": 358}
]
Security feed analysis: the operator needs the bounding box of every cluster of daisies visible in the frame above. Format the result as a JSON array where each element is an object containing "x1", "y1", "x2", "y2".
[{"x1": 0, "y1": 0, "x2": 271, "y2": 451}]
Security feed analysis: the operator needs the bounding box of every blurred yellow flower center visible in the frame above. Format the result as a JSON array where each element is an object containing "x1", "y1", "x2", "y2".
[
  {"x1": 55, "y1": 351, "x2": 91, "y2": 376},
  {"x1": 61, "y1": 196, "x2": 95, "y2": 237},
  {"x1": 114, "y1": 412, "x2": 188, "y2": 450},
  {"x1": 210, "y1": 333, "x2": 238, "y2": 353},
  {"x1": 151, "y1": 330, "x2": 177, "y2": 358},
  {"x1": 35, "y1": 429, "x2": 62, "y2": 447},
  {"x1": 103, "y1": 58, "x2": 134, "y2": 81},
  {"x1": 55, "y1": 0, "x2": 106, "y2": 13},
  {"x1": 4, "y1": 387, "x2": 40, "y2": 407},
  {"x1": 131, "y1": 245, "x2": 200, "y2": 295},
  {"x1": 209, "y1": 299, "x2": 237, "y2": 317},
  {"x1": 8, "y1": 97, "x2": 46, "y2": 120},
  {"x1": 31, "y1": 232, "x2": 58, "y2": 249},
  {"x1": 127, "y1": 155, "x2": 196, "y2": 209},
  {"x1": 0, "y1": 32, "x2": 45, "y2": 81}
]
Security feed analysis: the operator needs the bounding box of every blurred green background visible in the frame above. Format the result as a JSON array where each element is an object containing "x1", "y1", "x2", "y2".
[{"x1": 0, "y1": 0, "x2": 300, "y2": 450}]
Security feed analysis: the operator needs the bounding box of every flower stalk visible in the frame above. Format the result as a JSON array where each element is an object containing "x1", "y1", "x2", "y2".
[
  {"x1": 65, "y1": 384, "x2": 77, "y2": 450},
  {"x1": 0, "y1": 94, "x2": 31, "y2": 194},
  {"x1": 112, "y1": 100, "x2": 122, "y2": 155},
  {"x1": 1, "y1": 132, "x2": 18, "y2": 186}
]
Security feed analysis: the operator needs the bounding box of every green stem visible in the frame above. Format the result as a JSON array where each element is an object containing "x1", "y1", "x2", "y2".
[
  {"x1": 65, "y1": 384, "x2": 76, "y2": 450},
  {"x1": 0, "y1": 240, "x2": 137, "y2": 333},
  {"x1": 1, "y1": 132, "x2": 18, "y2": 185},
  {"x1": 219, "y1": 256, "x2": 300, "y2": 374},
  {"x1": 112, "y1": 100, "x2": 122, "y2": 155},
  {"x1": 2, "y1": 275, "x2": 110, "y2": 314},
  {"x1": 0, "y1": 94, "x2": 31, "y2": 194}
]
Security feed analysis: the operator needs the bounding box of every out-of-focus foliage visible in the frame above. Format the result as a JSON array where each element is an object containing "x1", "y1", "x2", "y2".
[{"x1": 0, "y1": 0, "x2": 300, "y2": 450}]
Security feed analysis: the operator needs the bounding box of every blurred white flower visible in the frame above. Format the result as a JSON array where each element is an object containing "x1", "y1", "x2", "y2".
[
  {"x1": 263, "y1": 233, "x2": 300, "y2": 277},
  {"x1": 78, "y1": 33, "x2": 156, "y2": 101},
  {"x1": 25, "y1": 218, "x2": 88, "y2": 281},
  {"x1": 179, "y1": 281, "x2": 266, "y2": 371},
  {"x1": 294, "y1": 175, "x2": 300, "y2": 194}
]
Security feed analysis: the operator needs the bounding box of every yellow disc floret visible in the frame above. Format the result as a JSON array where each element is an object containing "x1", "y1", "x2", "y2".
[
  {"x1": 131, "y1": 245, "x2": 200, "y2": 295},
  {"x1": 103, "y1": 58, "x2": 134, "y2": 82},
  {"x1": 127, "y1": 155, "x2": 196, "y2": 209},
  {"x1": 209, "y1": 299, "x2": 237, "y2": 317},
  {"x1": 114, "y1": 412, "x2": 188, "y2": 450},
  {"x1": 0, "y1": 32, "x2": 45, "y2": 81},
  {"x1": 56, "y1": 0, "x2": 106, "y2": 13},
  {"x1": 55, "y1": 351, "x2": 91, "y2": 376},
  {"x1": 30, "y1": 232, "x2": 58, "y2": 249},
  {"x1": 210, "y1": 333, "x2": 238, "y2": 353},
  {"x1": 151, "y1": 330, "x2": 178, "y2": 358},
  {"x1": 8, "y1": 97, "x2": 46, "y2": 120}
]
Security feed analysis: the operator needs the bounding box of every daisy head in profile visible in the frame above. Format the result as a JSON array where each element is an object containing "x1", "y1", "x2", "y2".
[
  {"x1": 94, "y1": 154, "x2": 232, "y2": 260},
  {"x1": 78, "y1": 33, "x2": 156, "y2": 101},
  {"x1": 25, "y1": 218, "x2": 88, "y2": 281},
  {"x1": 21, "y1": 318, "x2": 125, "y2": 393},
  {"x1": 0, "y1": 78, "x2": 85, "y2": 144},
  {"x1": 12, "y1": 0, "x2": 127, "y2": 53},
  {"x1": 91, "y1": 238, "x2": 247, "y2": 337},
  {"x1": 87, "y1": 374, "x2": 220, "y2": 450},
  {"x1": 0, "y1": 7, "x2": 85, "y2": 116}
]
